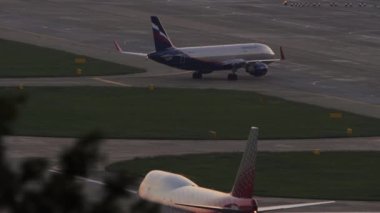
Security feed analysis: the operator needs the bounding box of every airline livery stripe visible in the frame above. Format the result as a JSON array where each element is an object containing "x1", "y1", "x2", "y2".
[
  {"x1": 152, "y1": 23, "x2": 160, "y2": 31},
  {"x1": 160, "y1": 32, "x2": 168, "y2": 39},
  {"x1": 152, "y1": 23, "x2": 169, "y2": 39}
]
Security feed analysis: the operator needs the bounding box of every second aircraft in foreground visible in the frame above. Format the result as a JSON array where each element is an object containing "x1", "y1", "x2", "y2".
[
  {"x1": 138, "y1": 127, "x2": 335, "y2": 212},
  {"x1": 114, "y1": 16, "x2": 284, "y2": 80}
]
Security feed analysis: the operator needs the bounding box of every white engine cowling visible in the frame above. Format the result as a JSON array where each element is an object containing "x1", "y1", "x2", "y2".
[{"x1": 245, "y1": 63, "x2": 268, "y2": 77}]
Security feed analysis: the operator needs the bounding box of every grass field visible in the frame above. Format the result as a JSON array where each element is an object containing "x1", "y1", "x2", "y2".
[
  {"x1": 0, "y1": 39, "x2": 144, "y2": 77},
  {"x1": 4, "y1": 86, "x2": 380, "y2": 139},
  {"x1": 106, "y1": 152, "x2": 380, "y2": 201}
]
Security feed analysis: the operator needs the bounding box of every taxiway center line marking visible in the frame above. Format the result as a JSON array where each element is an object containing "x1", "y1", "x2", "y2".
[{"x1": 92, "y1": 77, "x2": 132, "y2": 87}]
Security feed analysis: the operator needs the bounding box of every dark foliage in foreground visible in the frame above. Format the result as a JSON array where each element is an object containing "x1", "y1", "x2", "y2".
[{"x1": 0, "y1": 93, "x2": 159, "y2": 213}]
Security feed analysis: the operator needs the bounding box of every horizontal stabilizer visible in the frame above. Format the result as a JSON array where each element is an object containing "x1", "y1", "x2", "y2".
[
  {"x1": 175, "y1": 203, "x2": 245, "y2": 213},
  {"x1": 113, "y1": 40, "x2": 147, "y2": 57},
  {"x1": 258, "y1": 201, "x2": 335, "y2": 212}
]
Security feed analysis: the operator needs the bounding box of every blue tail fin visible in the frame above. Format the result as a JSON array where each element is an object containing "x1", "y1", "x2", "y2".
[{"x1": 151, "y1": 16, "x2": 174, "y2": 52}]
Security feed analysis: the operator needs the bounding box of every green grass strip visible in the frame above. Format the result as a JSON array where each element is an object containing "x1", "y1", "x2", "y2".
[
  {"x1": 0, "y1": 39, "x2": 143, "y2": 77},
  {"x1": 2, "y1": 86, "x2": 379, "y2": 139},
  {"x1": 107, "y1": 152, "x2": 380, "y2": 201}
]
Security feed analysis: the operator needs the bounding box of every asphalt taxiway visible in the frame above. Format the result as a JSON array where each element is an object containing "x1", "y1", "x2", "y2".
[
  {"x1": 0, "y1": 0, "x2": 380, "y2": 118},
  {"x1": 7, "y1": 136, "x2": 380, "y2": 212},
  {"x1": 1, "y1": 0, "x2": 380, "y2": 211},
  {"x1": 5, "y1": 136, "x2": 380, "y2": 166}
]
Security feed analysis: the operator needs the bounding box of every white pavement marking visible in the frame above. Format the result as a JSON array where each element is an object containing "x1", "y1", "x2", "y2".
[
  {"x1": 312, "y1": 81, "x2": 319, "y2": 86},
  {"x1": 92, "y1": 77, "x2": 132, "y2": 87}
]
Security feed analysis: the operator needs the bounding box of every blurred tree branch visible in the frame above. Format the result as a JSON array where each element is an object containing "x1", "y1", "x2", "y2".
[{"x1": 0, "y1": 92, "x2": 158, "y2": 213}]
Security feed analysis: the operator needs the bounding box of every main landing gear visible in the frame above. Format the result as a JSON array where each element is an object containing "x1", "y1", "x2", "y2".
[
  {"x1": 227, "y1": 73, "x2": 238, "y2": 81},
  {"x1": 192, "y1": 72, "x2": 202, "y2": 79},
  {"x1": 227, "y1": 66, "x2": 239, "y2": 81}
]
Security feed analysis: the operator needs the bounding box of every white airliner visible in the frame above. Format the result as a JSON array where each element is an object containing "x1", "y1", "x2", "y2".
[
  {"x1": 138, "y1": 127, "x2": 335, "y2": 212},
  {"x1": 114, "y1": 16, "x2": 284, "y2": 80}
]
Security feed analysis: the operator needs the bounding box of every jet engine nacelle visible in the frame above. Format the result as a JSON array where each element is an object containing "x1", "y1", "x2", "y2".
[{"x1": 245, "y1": 62, "x2": 268, "y2": 77}]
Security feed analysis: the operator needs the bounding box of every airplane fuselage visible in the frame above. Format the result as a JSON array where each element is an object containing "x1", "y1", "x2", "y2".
[
  {"x1": 115, "y1": 16, "x2": 283, "y2": 80},
  {"x1": 148, "y1": 43, "x2": 275, "y2": 73},
  {"x1": 136, "y1": 126, "x2": 335, "y2": 212},
  {"x1": 139, "y1": 170, "x2": 258, "y2": 213}
]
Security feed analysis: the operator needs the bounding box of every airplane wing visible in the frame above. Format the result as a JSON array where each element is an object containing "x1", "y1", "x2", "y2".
[
  {"x1": 113, "y1": 40, "x2": 147, "y2": 57},
  {"x1": 258, "y1": 201, "x2": 335, "y2": 212},
  {"x1": 49, "y1": 169, "x2": 138, "y2": 194},
  {"x1": 176, "y1": 201, "x2": 335, "y2": 212},
  {"x1": 222, "y1": 58, "x2": 246, "y2": 67},
  {"x1": 175, "y1": 203, "x2": 245, "y2": 213},
  {"x1": 222, "y1": 47, "x2": 285, "y2": 67},
  {"x1": 245, "y1": 58, "x2": 281, "y2": 64},
  {"x1": 246, "y1": 47, "x2": 285, "y2": 64}
]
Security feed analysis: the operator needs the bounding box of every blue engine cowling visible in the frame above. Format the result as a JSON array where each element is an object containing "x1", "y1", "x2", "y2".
[{"x1": 245, "y1": 63, "x2": 268, "y2": 77}]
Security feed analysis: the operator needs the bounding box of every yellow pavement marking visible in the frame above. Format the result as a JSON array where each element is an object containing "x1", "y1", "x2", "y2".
[{"x1": 92, "y1": 77, "x2": 131, "y2": 87}]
